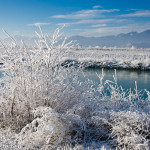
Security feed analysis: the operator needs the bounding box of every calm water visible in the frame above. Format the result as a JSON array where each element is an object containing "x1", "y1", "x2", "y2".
[
  {"x1": 0, "y1": 68, "x2": 150, "y2": 92},
  {"x1": 80, "y1": 68, "x2": 150, "y2": 92}
]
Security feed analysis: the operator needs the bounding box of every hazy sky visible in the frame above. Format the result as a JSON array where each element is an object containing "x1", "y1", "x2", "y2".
[{"x1": 0, "y1": 0, "x2": 150, "y2": 38}]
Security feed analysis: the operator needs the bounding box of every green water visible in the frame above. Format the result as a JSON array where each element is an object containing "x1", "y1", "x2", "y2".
[
  {"x1": 80, "y1": 68, "x2": 150, "y2": 92},
  {"x1": 1, "y1": 68, "x2": 150, "y2": 94}
]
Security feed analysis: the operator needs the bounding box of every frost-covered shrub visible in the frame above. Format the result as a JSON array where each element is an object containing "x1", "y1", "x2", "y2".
[
  {"x1": 63, "y1": 71, "x2": 150, "y2": 149},
  {"x1": 110, "y1": 111, "x2": 150, "y2": 149},
  {"x1": 17, "y1": 107, "x2": 71, "y2": 149},
  {"x1": 0, "y1": 26, "x2": 85, "y2": 130},
  {"x1": 0, "y1": 27, "x2": 150, "y2": 149},
  {"x1": 17, "y1": 107, "x2": 86, "y2": 149}
]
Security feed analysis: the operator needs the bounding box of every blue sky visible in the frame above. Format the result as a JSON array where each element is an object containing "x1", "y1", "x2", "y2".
[{"x1": 0, "y1": 0, "x2": 150, "y2": 38}]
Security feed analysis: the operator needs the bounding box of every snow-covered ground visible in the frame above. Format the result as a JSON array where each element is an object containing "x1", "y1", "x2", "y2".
[
  {"x1": 0, "y1": 28, "x2": 150, "y2": 149},
  {"x1": 63, "y1": 48, "x2": 150, "y2": 70},
  {"x1": 0, "y1": 69, "x2": 150, "y2": 149}
]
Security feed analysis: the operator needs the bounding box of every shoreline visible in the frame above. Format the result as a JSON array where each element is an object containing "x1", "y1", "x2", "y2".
[{"x1": 61, "y1": 60, "x2": 150, "y2": 71}]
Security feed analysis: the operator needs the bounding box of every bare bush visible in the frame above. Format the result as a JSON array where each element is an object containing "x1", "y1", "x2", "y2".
[{"x1": 0, "y1": 26, "x2": 84, "y2": 130}]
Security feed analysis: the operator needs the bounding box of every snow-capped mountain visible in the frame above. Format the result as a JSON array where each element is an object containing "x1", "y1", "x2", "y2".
[{"x1": 3, "y1": 29, "x2": 150, "y2": 48}]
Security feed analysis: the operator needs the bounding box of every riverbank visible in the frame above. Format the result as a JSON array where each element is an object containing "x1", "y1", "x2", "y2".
[
  {"x1": 62, "y1": 48, "x2": 150, "y2": 71},
  {"x1": 61, "y1": 60, "x2": 150, "y2": 71}
]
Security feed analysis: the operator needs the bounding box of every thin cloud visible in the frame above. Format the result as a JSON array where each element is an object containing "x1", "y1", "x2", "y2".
[
  {"x1": 126, "y1": 9, "x2": 141, "y2": 11},
  {"x1": 93, "y1": 5, "x2": 102, "y2": 9},
  {"x1": 57, "y1": 19, "x2": 125, "y2": 26},
  {"x1": 72, "y1": 28, "x2": 82, "y2": 31},
  {"x1": 79, "y1": 23, "x2": 150, "y2": 37},
  {"x1": 28, "y1": 22, "x2": 51, "y2": 26},
  {"x1": 91, "y1": 24, "x2": 107, "y2": 28},
  {"x1": 120, "y1": 10, "x2": 150, "y2": 17},
  {"x1": 52, "y1": 9, "x2": 120, "y2": 19}
]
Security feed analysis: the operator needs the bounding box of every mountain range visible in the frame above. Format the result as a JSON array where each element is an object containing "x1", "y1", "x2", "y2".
[
  {"x1": 68, "y1": 29, "x2": 150, "y2": 48},
  {"x1": 4, "y1": 29, "x2": 150, "y2": 48}
]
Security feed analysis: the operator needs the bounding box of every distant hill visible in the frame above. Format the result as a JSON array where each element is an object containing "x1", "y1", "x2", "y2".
[
  {"x1": 68, "y1": 29, "x2": 150, "y2": 48},
  {"x1": 3, "y1": 29, "x2": 150, "y2": 48}
]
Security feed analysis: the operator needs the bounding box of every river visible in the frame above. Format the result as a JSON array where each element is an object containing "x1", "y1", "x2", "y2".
[
  {"x1": 81, "y1": 68, "x2": 150, "y2": 92},
  {"x1": 0, "y1": 68, "x2": 150, "y2": 98}
]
